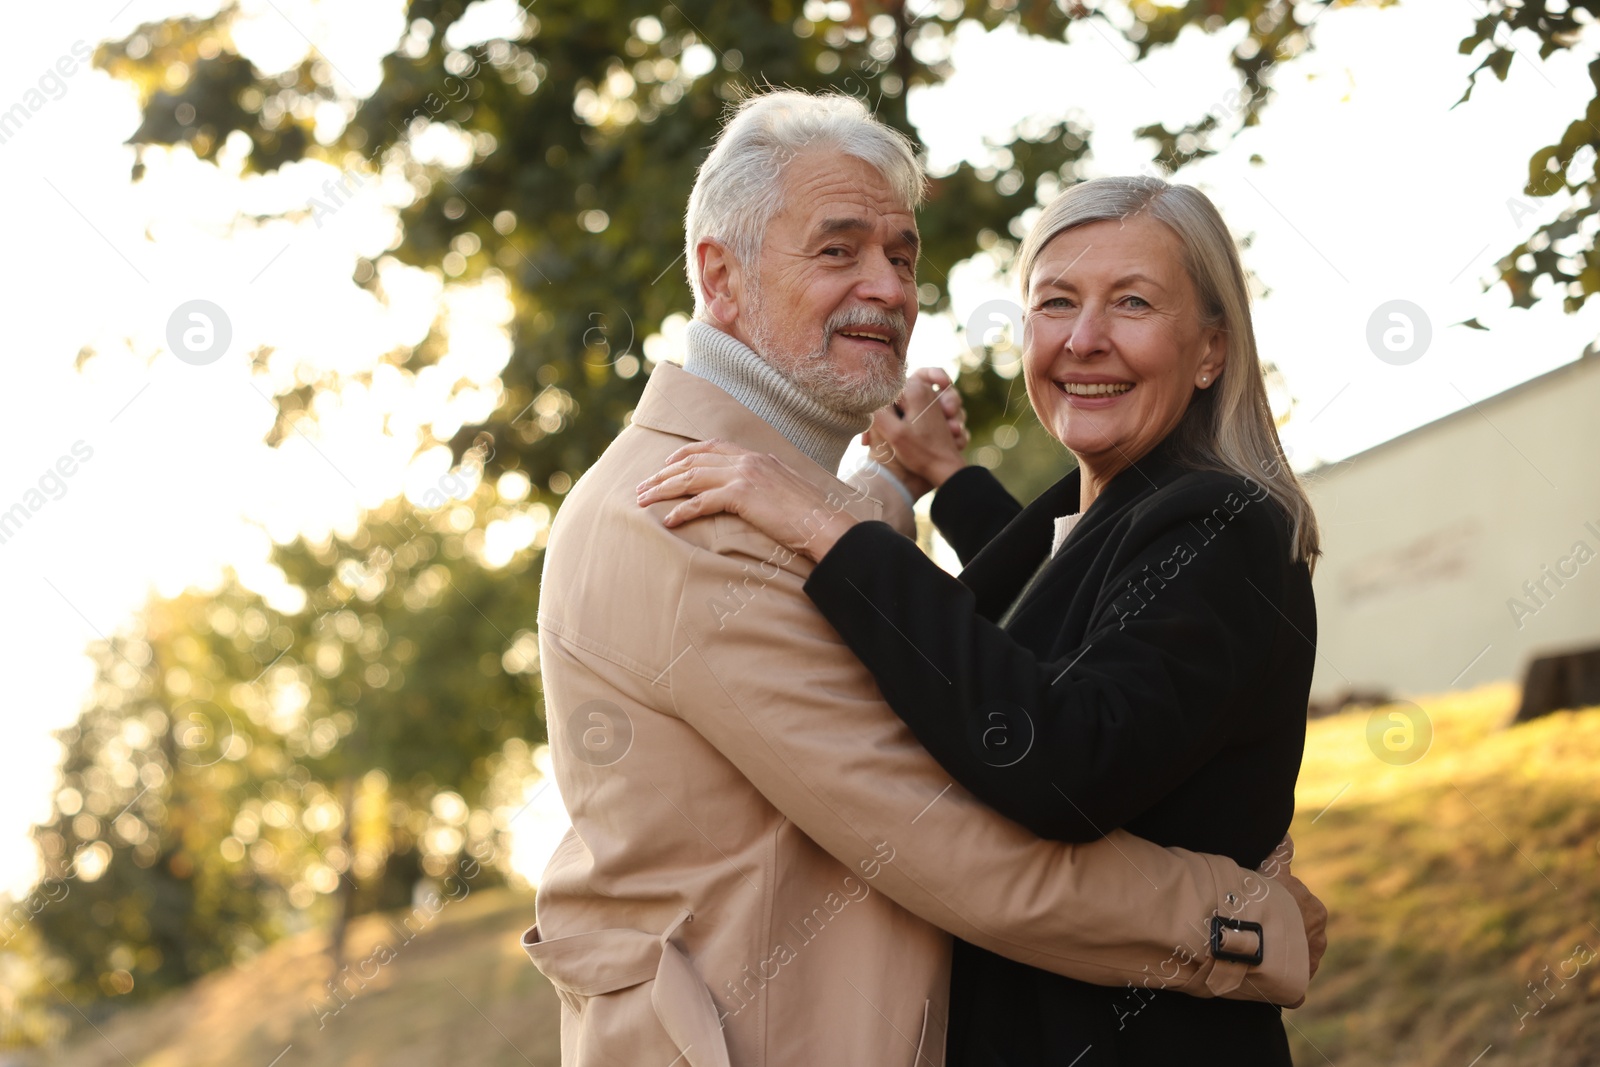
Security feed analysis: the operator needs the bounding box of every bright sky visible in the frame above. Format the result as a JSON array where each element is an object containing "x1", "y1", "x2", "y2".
[{"x1": 1, "y1": 0, "x2": 1596, "y2": 899}]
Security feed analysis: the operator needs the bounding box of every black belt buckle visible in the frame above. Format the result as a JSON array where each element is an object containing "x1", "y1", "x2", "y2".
[{"x1": 1210, "y1": 914, "x2": 1265, "y2": 966}]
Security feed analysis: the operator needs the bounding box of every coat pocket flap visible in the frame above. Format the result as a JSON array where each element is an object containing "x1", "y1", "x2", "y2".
[
  {"x1": 523, "y1": 916, "x2": 733, "y2": 1067},
  {"x1": 520, "y1": 923, "x2": 660, "y2": 996}
]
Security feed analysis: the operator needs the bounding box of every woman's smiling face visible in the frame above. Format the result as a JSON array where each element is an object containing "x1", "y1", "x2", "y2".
[{"x1": 1023, "y1": 214, "x2": 1226, "y2": 486}]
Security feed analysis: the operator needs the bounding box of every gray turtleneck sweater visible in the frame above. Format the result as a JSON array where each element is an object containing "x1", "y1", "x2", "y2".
[{"x1": 682, "y1": 319, "x2": 869, "y2": 474}]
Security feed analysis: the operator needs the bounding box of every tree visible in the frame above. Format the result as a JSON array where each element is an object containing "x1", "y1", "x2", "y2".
[
  {"x1": 1456, "y1": 0, "x2": 1600, "y2": 314},
  {"x1": 29, "y1": 468, "x2": 547, "y2": 1005}
]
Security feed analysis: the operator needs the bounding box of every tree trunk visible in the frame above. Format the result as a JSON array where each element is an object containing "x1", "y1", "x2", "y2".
[{"x1": 325, "y1": 776, "x2": 357, "y2": 976}]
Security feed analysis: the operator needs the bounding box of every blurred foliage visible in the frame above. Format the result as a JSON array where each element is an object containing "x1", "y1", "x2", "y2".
[
  {"x1": 1132, "y1": 0, "x2": 1359, "y2": 172},
  {"x1": 29, "y1": 473, "x2": 547, "y2": 1009},
  {"x1": 18, "y1": 0, "x2": 1402, "y2": 1031},
  {"x1": 1457, "y1": 0, "x2": 1600, "y2": 315}
]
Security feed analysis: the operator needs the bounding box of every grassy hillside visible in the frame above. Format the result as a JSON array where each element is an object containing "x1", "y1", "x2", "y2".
[
  {"x1": 35, "y1": 684, "x2": 1600, "y2": 1066},
  {"x1": 42, "y1": 887, "x2": 561, "y2": 1067},
  {"x1": 1284, "y1": 684, "x2": 1600, "y2": 1066}
]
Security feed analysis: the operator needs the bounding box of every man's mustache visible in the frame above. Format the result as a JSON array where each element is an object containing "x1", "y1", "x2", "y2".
[{"x1": 818, "y1": 306, "x2": 909, "y2": 358}]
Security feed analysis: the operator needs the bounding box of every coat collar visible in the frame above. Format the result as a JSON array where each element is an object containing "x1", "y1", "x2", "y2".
[
  {"x1": 630, "y1": 360, "x2": 885, "y2": 522},
  {"x1": 959, "y1": 435, "x2": 1188, "y2": 620},
  {"x1": 1070, "y1": 433, "x2": 1187, "y2": 540}
]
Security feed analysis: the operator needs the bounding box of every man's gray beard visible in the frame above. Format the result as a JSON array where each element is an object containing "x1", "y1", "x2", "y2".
[{"x1": 748, "y1": 295, "x2": 908, "y2": 418}]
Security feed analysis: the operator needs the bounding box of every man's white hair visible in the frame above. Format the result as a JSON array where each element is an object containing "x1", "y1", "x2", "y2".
[{"x1": 684, "y1": 90, "x2": 926, "y2": 317}]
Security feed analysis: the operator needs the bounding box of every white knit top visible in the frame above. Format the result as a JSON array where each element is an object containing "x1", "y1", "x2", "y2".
[{"x1": 1050, "y1": 512, "x2": 1084, "y2": 558}]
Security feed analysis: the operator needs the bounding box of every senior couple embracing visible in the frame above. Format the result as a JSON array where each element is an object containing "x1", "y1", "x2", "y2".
[{"x1": 523, "y1": 88, "x2": 1327, "y2": 1066}]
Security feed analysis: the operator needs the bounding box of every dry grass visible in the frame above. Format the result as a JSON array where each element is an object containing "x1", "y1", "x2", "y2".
[
  {"x1": 42, "y1": 886, "x2": 560, "y2": 1067},
  {"x1": 1284, "y1": 684, "x2": 1600, "y2": 1066}
]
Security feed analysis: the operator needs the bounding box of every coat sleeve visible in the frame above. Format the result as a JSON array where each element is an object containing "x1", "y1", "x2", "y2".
[
  {"x1": 802, "y1": 476, "x2": 1289, "y2": 845},
  {"x1": 843, "y1": 460, "x2": 918, "y2": 538},
  {"x1": 928, "y1": 465, "x2": 1025, "y2": 565},
  {"x1": 666, "y1": 518, "x2": 1309, "y2": 1005}
]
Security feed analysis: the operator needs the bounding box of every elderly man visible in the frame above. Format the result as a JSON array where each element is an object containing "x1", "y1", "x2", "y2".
[{"x1": 524, "y1": 90, "x2": 1323, "y2": 1067}]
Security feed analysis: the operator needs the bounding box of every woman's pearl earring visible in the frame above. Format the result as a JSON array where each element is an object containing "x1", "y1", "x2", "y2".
[{"x1": 1200, "y1": 375, "x2": 1209, "y2": 385}]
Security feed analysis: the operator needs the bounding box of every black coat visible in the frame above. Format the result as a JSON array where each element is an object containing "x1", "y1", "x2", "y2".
[{"x1": 804, "y1": 437, "x2": 1316, "y2": 1065}]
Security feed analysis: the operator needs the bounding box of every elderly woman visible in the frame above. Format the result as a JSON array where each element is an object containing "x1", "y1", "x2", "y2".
[{"x1": 637, "y1": 176, "x2": 1321, "y2": 1063}]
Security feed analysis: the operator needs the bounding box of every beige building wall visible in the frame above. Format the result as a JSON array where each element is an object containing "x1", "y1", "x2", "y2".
[{"x1": 1302, "y1": 354, "x2": 1600, "y2": 702}]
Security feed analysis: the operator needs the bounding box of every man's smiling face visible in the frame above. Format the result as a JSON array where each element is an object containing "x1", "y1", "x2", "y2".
[{"x1": 734, "y1": 149, "x2": 920, "y2": 416}]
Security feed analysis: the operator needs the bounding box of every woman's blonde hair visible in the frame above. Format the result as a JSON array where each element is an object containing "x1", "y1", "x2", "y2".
[{"x1": 1016, "y1": 175, "x2": 1321, "y2": 566}]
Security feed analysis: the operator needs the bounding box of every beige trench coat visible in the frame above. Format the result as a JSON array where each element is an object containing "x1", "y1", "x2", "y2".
[{"x1": 525, "y1": 359, "x2": 1309, "y2": 1067}]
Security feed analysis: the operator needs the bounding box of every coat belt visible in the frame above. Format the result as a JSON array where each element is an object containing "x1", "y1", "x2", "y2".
[{"x1": 522, "y1": 908, "x2": 731, "y2": 1067}]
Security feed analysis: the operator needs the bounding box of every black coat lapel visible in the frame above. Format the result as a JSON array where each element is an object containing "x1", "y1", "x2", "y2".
[
  {"x1": 957, "y1": 468, "x2": 1079, "y2": 621},
  {"x1": 959, "y1": 438, "x2": 1186, "y2": 625}
]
